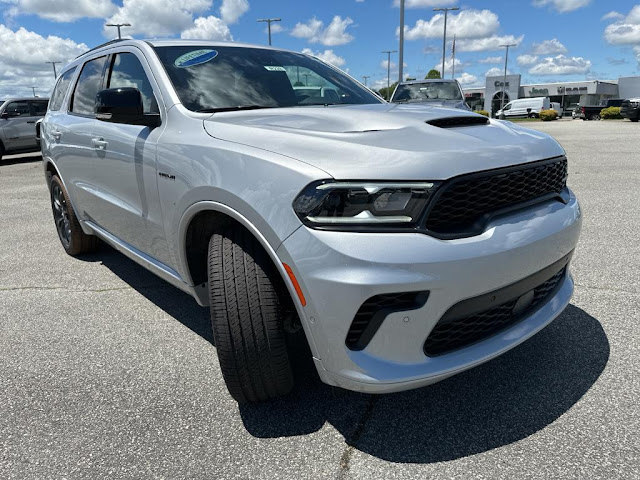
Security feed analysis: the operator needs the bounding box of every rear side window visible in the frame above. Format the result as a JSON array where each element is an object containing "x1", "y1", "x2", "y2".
[
  {"x1": 4, "y1": 101, "x2": 30, "y2": 116},
  {"x1": 29, "y1": 100, "x2": 48, "y2": 116},
  {"x1": 71, "y1": 56, "x2": 107, "y2": 115},
  {"x1": 107, "y1": 52, "x2": 158, "y2": 114},
  {"x1": 49, "y1": 68, "x2": 76, "y2": 111}
]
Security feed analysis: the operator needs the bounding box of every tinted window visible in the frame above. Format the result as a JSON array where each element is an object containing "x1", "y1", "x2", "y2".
[
  {"x1": 71, "y1": 56, "x2": 107, "y2": 115},
  {"x1": 49, "y1": 67, "x2": 76, "y2": 111},
  {"x1": 29, "y1": 100, "x2": 48, "y2": 116},
  {"x1": 153, "y1": 46, "x2": 381, "y2": 112},
  {"x1": 4, "y1": 101, "x2": 30, "y2": 116},
  {"x1": 392, "y1": 82, "x2": 463, "y2": 103},
  {"x1": 107, "y1": 53, "x2": 158, "y2": 114}
]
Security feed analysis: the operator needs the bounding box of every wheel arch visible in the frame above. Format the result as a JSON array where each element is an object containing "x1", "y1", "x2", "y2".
[{"x1": 178, "y1": 201, "x2": 305, "y2": 313}]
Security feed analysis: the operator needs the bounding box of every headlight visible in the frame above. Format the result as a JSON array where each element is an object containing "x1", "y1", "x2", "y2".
[{"x1": 292, "y1": 180, "x2": 439, "y2": 230}]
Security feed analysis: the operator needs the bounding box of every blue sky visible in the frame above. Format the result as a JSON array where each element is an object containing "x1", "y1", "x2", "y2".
[{"x1": 1, "y1": 0, "x2": 640, "y2": 97}]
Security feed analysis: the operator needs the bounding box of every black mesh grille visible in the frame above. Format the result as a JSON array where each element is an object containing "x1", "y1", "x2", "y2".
[
  {"x1": 425, "y1": 157, "x2": 568, "y2": 236},
  {"x1": 424, "y1": 267, "x2": 566, "y2": 356},
  {"x1": 346, "y1": 292, "x2": 428, "y2": 351}
]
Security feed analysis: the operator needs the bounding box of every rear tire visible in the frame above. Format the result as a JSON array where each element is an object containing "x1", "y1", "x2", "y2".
[
  {"x1": 631, "y1": 118, "x2": 639, "y2": 122},
  {"x1": 207, "y1": 228, "x2": 295, "y2": 403},
  {"x1": 49, "y1": 175, "x2": 99, "y2": 255}
]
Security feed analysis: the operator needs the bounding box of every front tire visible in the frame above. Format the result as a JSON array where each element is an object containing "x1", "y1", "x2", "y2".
[
  {"x1": 49, "y1": 175, "x2": 98, "y2": 255},
  {"x1": 207, "y1": 228, "x2": 295, "y2": 403}
]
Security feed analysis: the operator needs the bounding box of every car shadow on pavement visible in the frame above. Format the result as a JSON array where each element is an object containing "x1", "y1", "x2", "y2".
[
  {"x1": 0, "y1": 153, "x2": 42, "y2": 166},
  {"x1": 88, "y1": 246, "x2": 609, "y2": 463}
]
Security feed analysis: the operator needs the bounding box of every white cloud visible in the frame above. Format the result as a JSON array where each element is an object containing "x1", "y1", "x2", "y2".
[
  {"x1": 104, "y1": 0, "x2": 211, "y2": 37},
  {"x1": 517, "y1": 54, "x2": 539, "y2": 66},
  {"x1": 181, "y1": 15, "x2": 233, "y2": 41},
  {"x1": 602, "y1": 11, "x2": 624, "y2": 21},
  {"x1": 403, "y1": 9, "x2": 499, "y2": 41},
  {"x1": 529, "y1": 55, "x2": 592, "y2": 75},
  {"x1": 604, "y1": 6, "x2": 640, "y2": 45},
  {"x1": 486, "y1": 67, "x2": 509, "y2": 77},
  {"x1": 3, "y1": 0, "x2": 117, "y2": 22},
  {"x1": 456, "y1": 72, "x2": 478, "y2": 85},
  {"x1": 433, "y1": 57, "x2": 462, "y2": 74},
  {"x1": 478, "y1": 56, "x2": 502, "y2": 64},
  {"x1": 220, "y1": 0, "x2": 249, "y2": 25},
  {"x1": 393, "y1": 0, "x2": 457, "y2": 7},
  {"x1": 532, "y1": 0, "x2": 591, "y2": 13},
  {"x1": 0, "y1": 24, "x2": 88, "y2": 97},
  {"x1": 531, "y1": 38, "x2": 567, "y2": 55},
  {"x1": 291, "y1": 16, "x2": 354, "y2": 46},
  {"x1": 456, "y1": 34, "x2": 524, "y2": 52},
  {"x1": 301, "y1": 48, "x2": 346, "y2": 67}
]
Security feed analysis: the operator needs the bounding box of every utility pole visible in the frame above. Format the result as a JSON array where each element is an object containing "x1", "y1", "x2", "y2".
[
  {"x1": 105, "y1": 23, "x2": 131, "y2": 39},
  {"x1": 362, "y1": 75, "x2": 370, "y2": 87},
  {"x1": 31, "y1": 87, "x2": 36, "y2": 97},
  {"x1": 433, "y1": 6, "x2": 459, "y2": 79},
  {"x1": 45, "y1": 61, "x2": 61, "y2": 79},
  {"x1": 500, "y1": 43, "x2": 517, "y2": 110},
  {"x1": 382, "y1": 50, "x2": 397, "y2": 100},
  {"x1": 398, "y1": 0, "x2": 405, "y2": 83},
  {"x1": 257, "y1": 18, "x2": 281, "y2": 46}
]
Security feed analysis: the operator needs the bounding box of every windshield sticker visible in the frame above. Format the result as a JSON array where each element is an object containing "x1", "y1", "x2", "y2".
[
  {"x1": 174, "y1": 49, "x2": 218, "y2": 68},
  {"x1": 264, "y1": 66, "x2": 286, "y2": 72}
]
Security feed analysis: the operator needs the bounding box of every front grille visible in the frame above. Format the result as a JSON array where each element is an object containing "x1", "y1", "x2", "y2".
[
  {"x1": 346, "y1": 291, "x2": 429, "y2": 351},
  {"x1": 424, "y1": 266, "x2": 566, "y2": 356},
  {"x1": 424, "y1": 157, "x2": 568, "y2": 237}
]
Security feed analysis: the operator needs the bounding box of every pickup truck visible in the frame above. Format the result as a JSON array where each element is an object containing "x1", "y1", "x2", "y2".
[
  {"x1": 620, "y1": 98, "x2": 640, "y2": 122},
  {"x1": 579, "y1": 99, "x2": 624, "y2": 121}
]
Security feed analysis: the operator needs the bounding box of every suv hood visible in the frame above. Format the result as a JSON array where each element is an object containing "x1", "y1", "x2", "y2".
[{"x1": 203, "y1": 103, "x2": 564, "y2": 180}]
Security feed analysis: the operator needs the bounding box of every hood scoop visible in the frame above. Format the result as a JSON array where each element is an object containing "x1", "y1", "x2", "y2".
[{"x1": 427, "y1": 116, "x2": 489, "y2": 128}]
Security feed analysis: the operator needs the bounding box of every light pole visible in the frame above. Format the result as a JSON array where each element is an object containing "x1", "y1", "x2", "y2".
[
  {"x1": 500, "y1": 43, "x2": 517, "y2": 110},
  {"x1": 362, "y1": 75, "x2": 370, "y2": 87},
  {"x1": 398, "y1": 0, "x2": 405, "y2": 83},
  {"x1": 382, "y1": 50, "x2": 397, "y2": 100},
  {"x1": 257, "y1": 18, "x2": 281, "y2": 46},
  {"x1": 105, "y1": 23, "x2": 131, "y2": 39},
  {"x1": 45, "y1": 61, "x2": 61, "y2": 79},
  {"x1": 31, "y1": 86, "x2": 36, "y2": 97},
  {"x1": 433, "y1": 6, "x2": 459, "y2": 78},
  {"x1": 302, "y1": 73, "x2": 310, "y2": 86}
]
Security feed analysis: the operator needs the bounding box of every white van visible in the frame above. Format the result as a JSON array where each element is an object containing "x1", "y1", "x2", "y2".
[
  {"x1": 497, "y1": 97, "x2": 550, "y2": 118},
  {"x1": 550, "y1": 102, "x2": 564, "y2": 118}
]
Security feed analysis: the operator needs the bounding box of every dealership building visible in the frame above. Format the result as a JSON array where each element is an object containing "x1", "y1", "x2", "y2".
[{"x1": 463, "y1": 75, "x2": 640, "y2": 115}]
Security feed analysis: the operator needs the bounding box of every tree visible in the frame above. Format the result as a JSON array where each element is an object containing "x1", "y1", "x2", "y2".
[
  {"x1": 378, "y1": 81, "x2": 398, "y2": 101},
  {"x1": 426, "y1": 69, "x2": 441, "y2": 79}
]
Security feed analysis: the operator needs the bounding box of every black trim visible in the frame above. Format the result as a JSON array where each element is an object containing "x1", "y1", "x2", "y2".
[
  {"x1": 440, "y1": 252, "x2": 572, "y2": 325},
  {"x1": 346, "y1": 291, "x2": 429, "y2": 351},
  {"x1": 427, "y1": 116, "x2": 489, "y2": 128}
]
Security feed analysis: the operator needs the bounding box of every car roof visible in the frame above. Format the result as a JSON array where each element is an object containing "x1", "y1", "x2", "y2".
[
  {"x1": 398, "y1": 79, "x2": 459, "y2": 85},
  {"x1": 75, "y1": 38, "x2": 299, "y2": 61}
]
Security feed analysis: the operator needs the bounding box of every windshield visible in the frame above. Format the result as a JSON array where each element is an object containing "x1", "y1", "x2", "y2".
[
  {"x1": 153, "y1": 46, "x2": 382, "y2": 112},
  {"x1": 392, "y1": 82, "x2": 462, "y2": 103}
]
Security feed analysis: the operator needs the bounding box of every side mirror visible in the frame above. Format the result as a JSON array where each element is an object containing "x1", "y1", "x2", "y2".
[{"x1": 95, "y1": 87, "x2": 160, "y2": 128}]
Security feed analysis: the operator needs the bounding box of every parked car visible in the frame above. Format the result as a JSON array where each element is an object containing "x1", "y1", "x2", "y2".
[
  {"x1": 496, "y1": 97, "x2": 550, "y2": 118},
  {"x1": 390, "y1": 79, "x2": 470, "y2": 110},
  {"x1": 41, "y1": 40, "x2": 581, "y2": 403},
  {"x1": 550, "y1": 102, "x2": 564, "y2": 118},
  {"x1": 579, "y1": 99, "x2": 624, "y2": 121},
  {"x1": 620, "y1": 98, "x2": 640, "y2": 122},
  {"x1": 0, "y1": 97, "x2": 49, "y2": 160}
]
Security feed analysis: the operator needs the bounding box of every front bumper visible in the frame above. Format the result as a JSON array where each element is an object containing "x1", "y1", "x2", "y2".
[{"x1": 277, "y1": 191, "x2": 582, "y2": 393}]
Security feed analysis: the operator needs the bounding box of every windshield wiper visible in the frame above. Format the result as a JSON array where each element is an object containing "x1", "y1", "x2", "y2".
[{"x1": 196, "y1": 105, "x2": 276, "y2": 113}]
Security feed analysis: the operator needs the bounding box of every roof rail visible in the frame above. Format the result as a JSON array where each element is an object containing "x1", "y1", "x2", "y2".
[{"x1": 76, "y1": 39, "x2": 127, "y2": 59}]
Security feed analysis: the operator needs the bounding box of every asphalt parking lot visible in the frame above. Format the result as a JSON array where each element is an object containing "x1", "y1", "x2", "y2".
[{"x1": 1, "y1": 119, "x2": 639, "y2": 479}]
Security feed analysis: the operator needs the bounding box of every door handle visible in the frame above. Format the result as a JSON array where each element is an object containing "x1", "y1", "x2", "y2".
[
  {"x1": 27, "y1": 120, "x2": 36, "y2": 124},
  {"x1": 92, "y1": 138, "x2": 108, "y2": 150}
]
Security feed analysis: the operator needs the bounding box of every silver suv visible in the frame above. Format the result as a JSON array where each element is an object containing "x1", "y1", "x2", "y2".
[
  {"x1": 41, "y1": 40, "x2": 582, "y2": 403},
  {"x1": 0, "y1": 97, "x2": 48, "y2": 160}
]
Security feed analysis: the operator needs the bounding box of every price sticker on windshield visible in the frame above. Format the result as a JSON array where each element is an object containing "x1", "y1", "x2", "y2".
[
  {"x1": 264, "y1": 66, "x2": 286, "y2": 72},
  {"x1": 174, "y1": 49, "x2": 219, "y2": 68}
]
